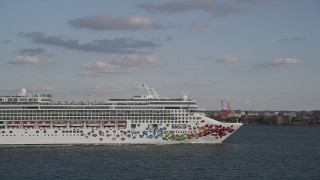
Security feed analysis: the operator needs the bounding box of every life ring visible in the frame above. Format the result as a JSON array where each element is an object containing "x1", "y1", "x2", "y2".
[{"x1": 112, "y1": 137, "x2": 116, "y2": 141}]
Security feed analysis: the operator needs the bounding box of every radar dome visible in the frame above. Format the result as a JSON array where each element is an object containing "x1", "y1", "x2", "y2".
[
  {"x1": 183, "y1": 95, "x2": 188, "y2": 101},
  {"x1": 21, "y1": 88, "x2": 27, "y2": 95}
]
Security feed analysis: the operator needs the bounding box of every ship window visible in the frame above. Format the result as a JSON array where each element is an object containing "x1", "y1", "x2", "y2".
[
  {"x1": 62, "y1": 130, "x2": 65, "y2": 133},
  {"x1": 131, "y1": 124, "x2": 136, "y2": 129},
  {"x1": 2, "y1": 131, "x2": 5, "y2": 133},
  {"x1": 54, "y1": 130, "x2": 58, "y2": 133},
  {"x1": 9, "y1": 131, "x2": 12, "y2": 133},
  {"x1": 44, "y1": 131, "x2": 47, "y2": 133},
  {"x1": 148, "y1": 124, "x2": 158, "y2": 129},
  {"x1": 172, "y1": 124, "x2": 187, "y2": 129},
  {"x1": 36, "y1": 131, "x2": 39, "y2": 133}
]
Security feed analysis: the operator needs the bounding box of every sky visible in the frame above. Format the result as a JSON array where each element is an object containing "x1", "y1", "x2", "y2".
[{"x1": 0, "y1": 0, "x2": 319, "y2": 111}]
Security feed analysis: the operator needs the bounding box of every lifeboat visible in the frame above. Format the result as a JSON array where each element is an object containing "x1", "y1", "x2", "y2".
[
  {"x1": 103, "y1": 121, "x2": 115, "y2": 127},
  {"x1": 118, "y1": 121, "x2": 127, "y2": 126},
  {"x1": 22, "y1": 121, "x2": 36, "y2": 126},
  {"x1": 52, "y1": 121, "x2": 67, "y2": 127},
  {"x1": 7, "y1": 121, "x2": 21, "y2": 126},
  {"x1": 69, "y1": 121, "x2": 84, "y2": 127},
  {"x1": 86, "y1": 121, "x2": 101, "y2": 127},
  {"x1": 38, "y1": 121, "x2": 51, "y2": 127}
]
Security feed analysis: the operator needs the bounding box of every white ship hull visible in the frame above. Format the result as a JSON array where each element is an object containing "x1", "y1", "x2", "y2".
[
  {"x1": 0, "y1": 115, "x2": 242, "y2": 145},
  {"x1": 0, "y1": 84, "x2": 243, "y2": 145}
]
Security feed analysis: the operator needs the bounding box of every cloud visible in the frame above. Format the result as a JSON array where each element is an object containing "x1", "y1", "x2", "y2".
[
  {"x1": 20, "y1": 48, "x2": 46, "y2": 56},
  {"x1": 216, "y1": 54, "x2": 237, "y2": 63},
  {"x1": 136, "y1": 0, "x2": 277, "y2": 16},
  {"x1": 136, "y1": 0, "x2": 240, "y2": 16},
  {"x1": 188, "y1": 22, "x2": 210, "y2": 29},
  {"x1": 258, "y1": 58, "x2": 302, "y2": 68},
  {"x1": 68, "y1": 13, "x2": 163, "y2": 31},
  {"x1": 278, "y1": 37, "x2": 305, "y2": 42},
  {"x1": 0, "y1": 40, "x2": 12, "y2": 45},
  {"x1": 11, "y1": 48, "x2": 54, "y2": 65},
  {"x1": 80, "y1": 54, "x2": 162, "y2": 74},
  {"x1": 165, "y1": 35, "x2": 173, "y2": 41},
  {"x1": 9, "y1": 55, "x2": 40, "y2": 64},
  {"x1": 18, "y1": 32, "x2": 159, "y2": 54},
  {"x1": 78, "y1": 72, "x2": 99, "y2": 77}
]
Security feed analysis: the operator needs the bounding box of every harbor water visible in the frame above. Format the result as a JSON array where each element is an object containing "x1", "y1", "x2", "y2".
[{"x1": 0, "y1": 126, "x2": 319, "y2": 180}]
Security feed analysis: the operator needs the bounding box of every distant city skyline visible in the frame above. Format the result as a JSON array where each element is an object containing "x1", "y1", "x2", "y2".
[{"x1": 0, "y1": 0, "x2": 319, "y2": 111}]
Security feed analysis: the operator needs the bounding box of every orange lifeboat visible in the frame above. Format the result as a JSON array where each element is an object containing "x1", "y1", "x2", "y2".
[
  {"x1": 38, "y1": 121, "x2": 50, "y2": 127},
  {"x1": 69, "y1": 121, "x2": 84, "y2": 127},
  {"x1": 53, "y1": 121, "x2": 67, "y2": 127},
  {"x1": 22, "y1": 121, "x2": 36, "y2": 126},
  {"x1": 118, "y1": 121, "x2": 127, "y2": 126},
  {"x1": 103, "y1": 121, "x2": 115, "y2": 127},
  {"x1": 86, "y1": 121, "x2": 100, "y2": 127},
  {"x1": 7, "y1": 121, "x2": 21, "y2": 126}
]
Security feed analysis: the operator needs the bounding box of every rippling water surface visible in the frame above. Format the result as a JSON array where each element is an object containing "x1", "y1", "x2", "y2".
[{"x1": 1, "y1": 126, "x2": 319, "y2": 180}]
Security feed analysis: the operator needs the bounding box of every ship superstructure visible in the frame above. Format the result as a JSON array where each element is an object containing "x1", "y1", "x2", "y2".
[{"x1": 0, "y1": 84, "x2": 242, "y2": 144}]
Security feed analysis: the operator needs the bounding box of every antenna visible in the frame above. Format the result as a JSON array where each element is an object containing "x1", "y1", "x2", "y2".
[
  {"x1": 142, "y1": 83, "x2": 160, "y2": 99},
  {"x1": 143, "y1": 83, "x2": 153, "y2": 97},
  {"x1": 151, "y1": 87, "x2": 160, "y2": 98}
]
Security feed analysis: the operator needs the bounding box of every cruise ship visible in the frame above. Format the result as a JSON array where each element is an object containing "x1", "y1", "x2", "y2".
[{"x1": 0, "y1": 84, "x2": 242, "y2": 145}]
